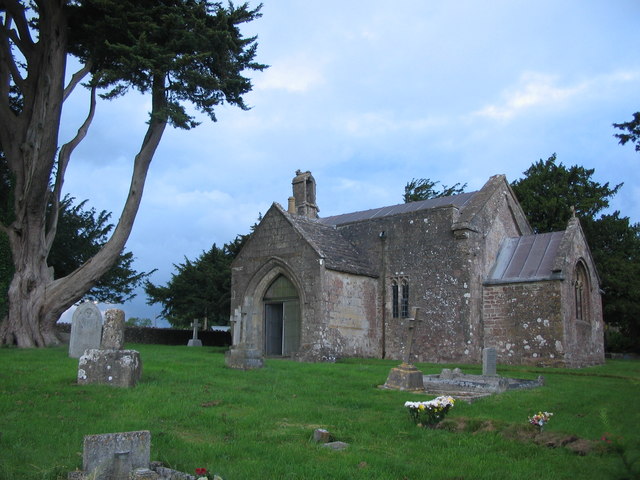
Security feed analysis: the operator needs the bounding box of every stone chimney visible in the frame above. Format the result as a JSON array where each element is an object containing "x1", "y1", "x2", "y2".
[{"x1": 291, "y1": 170, "x2": 319, "y2": 218}]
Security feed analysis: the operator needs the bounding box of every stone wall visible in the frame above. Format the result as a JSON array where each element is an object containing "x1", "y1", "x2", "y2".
[
  {"x1": 483, "y1": 281, "x2": 565, "y2": 366},
  {"x1": 337, "y1": 205, "x2": 477, "y2": 363},
  {"x1": 316, "y1": 269, "x2": 381, "y2": 360}
]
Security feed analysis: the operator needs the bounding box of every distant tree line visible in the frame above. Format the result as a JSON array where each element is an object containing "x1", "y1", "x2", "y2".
[{"x1": 144, "y1": 232, "x2": 252, "y2": 329}]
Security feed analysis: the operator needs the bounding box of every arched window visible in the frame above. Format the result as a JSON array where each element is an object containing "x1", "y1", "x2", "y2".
[
  {"x1": 391, "y1": 277, "x2": 409, "y2": 318},
  {"x1": 574, "y1": 261, "x2": 589, "y2": 322}
]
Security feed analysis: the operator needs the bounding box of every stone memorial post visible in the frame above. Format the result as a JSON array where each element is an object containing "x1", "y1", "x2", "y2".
[
  {"x1": 482, "y1": 347, "x2": 498, "y2": 376},
  {"x1": 187, "y1": 319, "x2": 203, "y2": 347},
  {"x1": 383, "y1": 307, "x2": 425, "y2": 391},
  {"x1": 101, "y1": 309, "x2": 125, "y2": 349},
  {"x1": 69, "y1": 302, "x2": 103, "y2": 358}
]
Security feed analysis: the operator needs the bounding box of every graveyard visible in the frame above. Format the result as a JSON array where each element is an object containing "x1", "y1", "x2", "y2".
[{"x1": 0, "y1": 343, "x2": 638, "y2": 479}]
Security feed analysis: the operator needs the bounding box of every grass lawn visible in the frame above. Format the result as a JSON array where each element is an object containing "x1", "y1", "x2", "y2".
[{"x1": 0, "y1": 344, "x2": 638, "y2": 479}]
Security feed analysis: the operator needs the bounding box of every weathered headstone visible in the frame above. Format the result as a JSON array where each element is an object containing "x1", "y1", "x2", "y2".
[
  {"x1": 77, "y1": 308, "x2": 142, "y2": 387},
  {"x1": 101, "y1": 309, "x2": 125, "y2": 349},
  {"x1": 69, "y1": 432, "x2": 209, "y2": 480},
  {"x1": 187, "y1": 319, "x2": 202, "y2": 347},
  {"x1": 225, "y1": 345, "x2": 264, "y2": 369},
  {"x1": 78, "y1": 349, "x2": 142, "y2": 387},
  {"x1": 482, "y1": 347, "x2": 497, "y2": 376},
  {"x1": 82, "y1": 431, "x2": 150, "y2": 480},
  {"x1": 225, "y1": 307, "x2": 264, "y2": 369},
  {"x1": 69, "y1": 302, "x2": 103, "y2": 358}
]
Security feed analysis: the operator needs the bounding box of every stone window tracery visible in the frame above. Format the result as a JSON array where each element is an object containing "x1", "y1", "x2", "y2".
[{"x1": 391, "y1": 277, "x2": 409, "y2": 318}]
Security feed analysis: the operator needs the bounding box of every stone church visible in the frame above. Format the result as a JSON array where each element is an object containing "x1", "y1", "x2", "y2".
[{"x1": 227, "y1": 171, "x2": 604, "y2": 368}]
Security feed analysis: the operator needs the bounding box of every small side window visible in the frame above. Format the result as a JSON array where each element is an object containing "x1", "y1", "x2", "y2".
[{"x1": 391, "y1": 277, "x2": 409, "y2": 318}]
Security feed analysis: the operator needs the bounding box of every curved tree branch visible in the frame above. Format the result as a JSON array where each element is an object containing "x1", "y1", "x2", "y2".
[
  {"x1": 45, "y1": 81, "x2": 98, "y2": 252},
  {"x1": 63, "y1": 62, "x2": 92, "y2": 101},
  {"x1": 44, "y1": 73, "x2": 168, "y2": 318}
]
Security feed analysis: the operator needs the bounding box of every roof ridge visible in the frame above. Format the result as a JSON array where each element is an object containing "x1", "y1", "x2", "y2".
[{"x1": 318, "y1": 190, "x2": 478, "y2": 226}]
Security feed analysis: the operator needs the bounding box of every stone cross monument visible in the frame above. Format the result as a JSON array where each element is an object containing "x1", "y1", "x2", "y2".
[
  {"x1": 187, "y1": 319, "x2": 203, "y2": 347},
  {"x1": 382, "y1": 307, "x2": 425, "y2": 391}
]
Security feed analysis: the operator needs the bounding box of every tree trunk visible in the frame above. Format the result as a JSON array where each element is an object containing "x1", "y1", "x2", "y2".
[{"x1": 0, "y1": 4, "x2": 168, "y2": 346}]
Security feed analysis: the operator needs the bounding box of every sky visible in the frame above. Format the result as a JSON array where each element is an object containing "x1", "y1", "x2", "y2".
[{"x1": 58, "y1": 1, "x2": 640, "y2": 325}]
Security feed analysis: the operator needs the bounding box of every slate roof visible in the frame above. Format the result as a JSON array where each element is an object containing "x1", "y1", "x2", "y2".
[
  {"x1": 486, "y1": 231, "x2": 566, "y2": 284},
  {"x1": 285, "y1": 209, "x2": 378, "y2": 277},
  {"x1": 318, "y1": 191, "x2": 477, "y2": 226}
]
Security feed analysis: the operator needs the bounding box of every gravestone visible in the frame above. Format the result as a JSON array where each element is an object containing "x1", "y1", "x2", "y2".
[
  {"x1": 187, "y1": 319, "x2": 202, "y2": 347},
  {"x1": 68, "y1": 431, "x2": 206, "y2": 479},
  {"x1": 78, "y1": 349, "x2": 142, "y2": 387},
  {"x1": 69, "y1": 302, "x2": 103, "y2": 358},
  {"x1": 77, "y1": 308, "x2": 142, "y2": 387},
  {"x1": 225, "y1": 307, "x2": 264, "y2": 369},
  {"x1": 482, "y1": 347, "x2": 497, "y2": 376},
  {"x1": 82, "y1": 430, "x2": 150, "y2": 480}
]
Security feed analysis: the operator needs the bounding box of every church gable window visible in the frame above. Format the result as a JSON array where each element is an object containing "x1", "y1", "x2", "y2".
[{"x1": 574, "y1": 261, "x2": 589, "y2": 322}]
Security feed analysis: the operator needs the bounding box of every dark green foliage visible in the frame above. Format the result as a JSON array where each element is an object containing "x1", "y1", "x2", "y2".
[
  {"x1": 48, "y1": 196, "x2": 154, "y2": 303},
  {"x1": 0, "y1": 0, "x2": 265, "y2": 344},
  {"x1": 511, "y1": 155, "x2": 639, "y2": 352},
  {"x1": 145, "y1": 235, "x2": 249, "y2": 327},
  {"x1": 510, "y1": 154, "x2": 622, "y2": 233},
  {"x1": 613, "y1": 111, "x2": 640, "y2": 153},
  {"x1": 125, "y1": 317, "x2": 153, "y2": 327},
  {"x1": 66, "y1": 0, "x2": 267, "y2": 129},
  {"x1": 403, "y1": 178, "x2": 466, "y2": 203},
  {"x1": 582, "y1": 213, "x2": 640, "y2": 350}
]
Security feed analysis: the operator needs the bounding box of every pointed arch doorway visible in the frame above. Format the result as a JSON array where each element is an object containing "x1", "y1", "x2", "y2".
[{"x1": 263, "y1": 275, "x2": 301, "y2": 356}]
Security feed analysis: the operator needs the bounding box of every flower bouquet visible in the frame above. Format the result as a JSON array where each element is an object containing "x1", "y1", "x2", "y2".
[
  {"x1": 405, "y1": 396, "x2": 455, "y2": 427},
  {"x1": 195, "y1": 468, "x2": 223, "y2": 480},
  {"x1": 528, "y1": 411, "x2": 553, "y2": 432}
]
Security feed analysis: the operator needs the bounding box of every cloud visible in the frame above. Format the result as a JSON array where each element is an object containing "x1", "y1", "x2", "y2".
[
  {"x1": 473, "y1": 69, "x2": 640, "y2": 121},
  {"x1": 473, "y1": 73, "x2": 586, "y2": 120},
  {"x1": 340, "y1": 112, "x2": 448, "y2": 137},
  {"x1": 256, "y1": 55, "x2": 326, "y2": 93}
]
